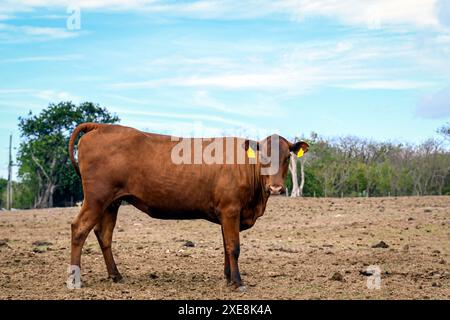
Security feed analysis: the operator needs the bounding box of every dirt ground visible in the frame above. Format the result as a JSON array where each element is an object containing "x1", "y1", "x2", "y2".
[{"x1": 0, "y1": 196, "x2": 449, "y2": 300}]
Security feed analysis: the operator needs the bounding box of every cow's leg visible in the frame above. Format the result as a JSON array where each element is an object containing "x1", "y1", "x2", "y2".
[
  {"x1": 221, "y1": 228, "x2": 231, "y2": 284},
  {"x1": 221, "y1": 214, "x2": 245, "y2": 292},
  {"x1": 94, "y1": 201, "x2": 122, "y2": 282},
  {"x1": 68, "y1": 201, "x2": 102, "y2": 289}
]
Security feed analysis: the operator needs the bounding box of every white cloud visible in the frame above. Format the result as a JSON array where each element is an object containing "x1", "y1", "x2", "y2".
[
  {"x1": 337, "y1": 80, "x2": 435, "y2": 90},
  {"x1": 109, "y1": 33, "x2": 446, "y2": 94},
  {"x1": 109, "y1": 71, "x2": 307, "y2": 92},
  {"x1": 0, "y1": 88, "x2": 80, "y2": 103},
  {"x1": 108, "y1": 106, "x2": 249, "y2": 127},
  {"x1": 0, "y1": 14, "x2": 14, "y2": 20},
  {"x1": 191, "y1": 90, "x2": 282, "y2": 117},
  {"x1": 436, "y1": 0, "x2": 450, "y2": 28},
  {"x1": 0, "y1": 53, "x2": 83, "y2": 63},
  {"x1": 434, "y1": 34, "x2": 450, "y2": 44},
  {"x1": 119, "y1": 117, "x2": 274, "y2": 139},
  {"x1": 21, "y1": 25, "x2": 76, "y2": 38},
  {"x1": 0, "y1": 22, "x2": 79, "y2": 42},
  {"x1": 282, "y1": 0, "x2": 439, "y2": 29},
  {"x1": 177, "y1": 73, "x2": 295, "y2": 89},
  {"x1": 417, "y1": 86, "x2": 450, "y2": 118},
  {"x1": 34, "y1": 90, "x2": 80, "y2": 102},
  {"x1": 1, "y1": 0, "x2": 446, "y2": 30}
]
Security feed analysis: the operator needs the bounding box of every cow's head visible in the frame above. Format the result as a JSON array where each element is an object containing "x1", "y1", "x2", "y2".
[{"x1": 245, "y1": 135, "x2": 309, "y2": 195}]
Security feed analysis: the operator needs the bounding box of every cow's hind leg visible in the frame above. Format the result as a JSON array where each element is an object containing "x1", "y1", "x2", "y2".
[
  {"x1": 68, "y1": 201, "x2": 102, "y2": 289},
  {"x1": 94, "y1": 200, "x2": 122, "y2": 282}
]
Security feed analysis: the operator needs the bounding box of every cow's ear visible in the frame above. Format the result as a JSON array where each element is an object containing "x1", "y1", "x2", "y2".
[
  {"x1": 244, "y1": 139, "x2": 260, "y2": 151},
  {"x1": 290, "y1": 141, "x2": 309, "y2": 158},
  {"x1": 243, "y1": 140, "x2": 260, "y2": 158}
]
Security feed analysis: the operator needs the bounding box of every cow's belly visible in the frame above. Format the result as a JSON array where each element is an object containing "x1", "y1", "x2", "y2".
[
  {"x1": 147, "y1": 206, "x2": 209, "y2": 220},
  {"x1": 147, "y1": 207, "x2": 221, "y2": 224},
  {"x1": 126, "y1": 195, "x2": 220, "y2": 224}
]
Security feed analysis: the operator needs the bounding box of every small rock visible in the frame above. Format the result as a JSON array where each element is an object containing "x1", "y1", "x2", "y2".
[
  {"x1": 32, "y1": 240, "x2": 52, "y2": 246},
  {"x1": 432, "y1": 282, "x2": 441, "y2": 288},
  {"x1": 359, "y1": 270, "x2": 374, "y2": 276},
  {"x1": 149, "y1": 272, "x2": 158, "y2": 279},
  {"x1": 424, "y1": 209, "x2": 432, "y2": 213},
  {"x1": 407, "y1": 217, "x2": 414, "y2": 221},
  {"x1": 402, "y1": 244, "x2": 410, "y2": 252},
  {"x1": 372, "y1": 241, "x2": 389, "y2": 249},
  {"x1": 331, "y1": 272, "x2": 344, "y2": 281},
  {"x1": 83, "y1": 247, "x2": 93, "y2": 254},
  {"x1": 183, "y1": 240, "x2": 195, "y2": 247},
  {"x1": 268, "y1": 271, "x2": 283, "y2": 278},
  {"x1": 439, "y1": 259, "x2": 446, "y2": 265},
  {"x1": 33, "y1": 246, "x2": 47, "y2": 253},
  {"x1": 0, "y1": 239, "x2": 9, "y2": 247},
  {"x1": 270, "y1": 247, "x2": 298, "y2": 253}
]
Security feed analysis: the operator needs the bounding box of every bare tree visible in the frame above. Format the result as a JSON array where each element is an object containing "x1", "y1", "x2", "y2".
[{"x1": 289, "y1": 153, "x2": 301, "y2": 197}]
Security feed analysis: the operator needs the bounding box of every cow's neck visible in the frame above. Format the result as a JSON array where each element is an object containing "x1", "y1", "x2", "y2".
[{"x1": 250, "y1": 164, "x2": 270, "y2": 211}]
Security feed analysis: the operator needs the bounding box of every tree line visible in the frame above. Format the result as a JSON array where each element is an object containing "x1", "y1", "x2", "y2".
[
  {"x1": 0, "y1": 102, "x2": 449, "y2": 209},
  {"x1": 286, "y1": 131, "x2": 450, "y2": 197}
]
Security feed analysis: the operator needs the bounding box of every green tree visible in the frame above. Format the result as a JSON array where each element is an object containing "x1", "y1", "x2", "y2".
[
  {"x1": 0, "y1": 178, "x2": 7, "y2": 208},
  {"x1": 17, "y1": 102, "x2": 119, "y2": 208},
  {"x1": 438, "y1": 122, "x2": 450, "y2": 141}
]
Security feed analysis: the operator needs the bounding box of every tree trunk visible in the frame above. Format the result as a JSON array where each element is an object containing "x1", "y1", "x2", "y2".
[
  {"x1": 299, "y1": 157, "x2": 305, "y2": 197},
  {"x1": 35, "y1": 182, "x2": 56, "y2": 208},
  {"x1": 289, "y1": 153, "x2": 300, "y2": 197},
  {"x1": 31, "y1": 154, "x2": 57, "y2": 208}
]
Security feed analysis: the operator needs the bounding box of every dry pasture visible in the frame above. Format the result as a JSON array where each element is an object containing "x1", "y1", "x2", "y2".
[{"x1": 0, "y1": 196, "x2": 449, "y2": 300}]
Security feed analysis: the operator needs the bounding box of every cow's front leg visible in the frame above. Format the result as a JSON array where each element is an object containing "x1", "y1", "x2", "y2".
[
  {"x1": 221, "y1": 212, "x2": 246, "y2": 292},
  {"x1": 221, "y1": 228, "x2": 231, "y2": 284}
]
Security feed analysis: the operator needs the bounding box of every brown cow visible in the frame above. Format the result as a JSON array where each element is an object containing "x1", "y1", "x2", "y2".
[{"x1": 67, "y1": 123, "x2": 309, "y2": 291}]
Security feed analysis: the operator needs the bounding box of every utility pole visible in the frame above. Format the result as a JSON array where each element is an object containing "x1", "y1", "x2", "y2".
[{"x1": 7, "y1": 134, "x2": 12, "y2": 210}]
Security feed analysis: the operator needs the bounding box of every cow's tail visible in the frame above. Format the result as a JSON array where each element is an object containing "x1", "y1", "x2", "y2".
[{"x1": 69, "y1": 123, "x2": 101, "y2": 177}]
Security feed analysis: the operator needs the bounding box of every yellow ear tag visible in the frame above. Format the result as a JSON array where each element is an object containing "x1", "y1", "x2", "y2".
[
  {"x1": 247, "y1": 147, "x2": 256, "y2": 159},
  {"x1": 297, "y1": 148, "x2": 304, "y2": 158}
]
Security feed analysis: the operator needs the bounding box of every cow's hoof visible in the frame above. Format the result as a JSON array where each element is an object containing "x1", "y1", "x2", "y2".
[
  {"x1": 67, "y1": 265, "x2": 82, "y2": 289},
  {"x1": 229, "y1": 283, "x2": 247, "y2": 292},
  {"x1": 237, "y1": 285, "x2": 247, "y2": 293},
  {"x1": 66, "y1": 276, "x2": 82, "y2": 289},
  {"x1": 109, "y1": 274, "x2": 123, "y2": 283}
]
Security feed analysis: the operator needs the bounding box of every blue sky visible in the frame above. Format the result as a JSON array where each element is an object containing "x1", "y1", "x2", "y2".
[{"x1": 1, "y1": 0, "x2": 450, "y2": 179}]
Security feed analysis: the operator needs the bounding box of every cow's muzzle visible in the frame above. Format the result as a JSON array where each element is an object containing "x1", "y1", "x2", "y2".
[{"x1": 269, "y1": 185, "x2": 285, "y2": 195}]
